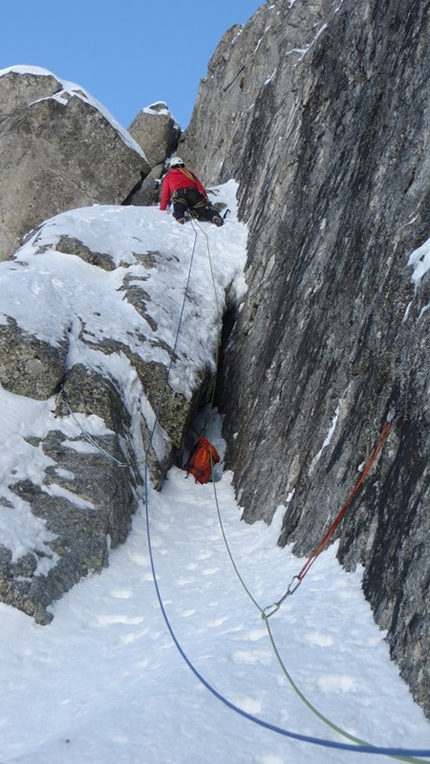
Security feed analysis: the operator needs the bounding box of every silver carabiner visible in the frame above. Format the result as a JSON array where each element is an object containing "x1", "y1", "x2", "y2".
[
  {"x1": 288, "y1": 575, "x2": 302, "y2": 594},
  {"x1": 262, "y1": 575, "x2": 302, "y2": 619},
  {"x1": 262, "y1": 602, "x2": 280, "y2": 619}
]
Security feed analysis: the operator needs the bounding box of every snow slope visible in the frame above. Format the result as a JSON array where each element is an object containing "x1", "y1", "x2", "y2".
[{"x1": 0, "y1": 185, "x2": 429, "y2": 764}]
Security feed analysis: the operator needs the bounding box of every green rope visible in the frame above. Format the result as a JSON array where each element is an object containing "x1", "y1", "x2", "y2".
[
  {"x1": 60, "y1": 389, "x2": 130, "y2": 468},
  {"x1": 189, "y1": 216, "x2": 425, "y2": 764}
]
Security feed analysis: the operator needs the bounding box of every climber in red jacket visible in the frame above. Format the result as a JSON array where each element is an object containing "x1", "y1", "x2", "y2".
[{"x1": 159, "y1": 157, "x2": 224, "y2": 226}]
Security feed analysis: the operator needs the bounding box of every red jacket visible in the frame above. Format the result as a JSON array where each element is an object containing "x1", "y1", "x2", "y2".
[{"x1": 159, "y1": 167, "x2": 208, "y2": 210}]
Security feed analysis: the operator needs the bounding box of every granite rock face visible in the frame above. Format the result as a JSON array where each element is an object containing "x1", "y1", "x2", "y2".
[
  {"x1": 0, "y1": 67, "x2": 150, "y2": 260},
  {"x1": 182, "y1": 0, "x2": 430, "y2": 716},
  {"x1": 4, "y1": 366, "x2": 139, "y2": 625},
  {"x1": 0, "y1": 318, "x2": 68, "y2": 400}
]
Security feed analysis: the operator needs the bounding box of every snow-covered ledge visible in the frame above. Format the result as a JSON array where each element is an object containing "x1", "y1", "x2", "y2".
[{"x1": 0, "y1": 182, "x2": 247, "y2": 622}]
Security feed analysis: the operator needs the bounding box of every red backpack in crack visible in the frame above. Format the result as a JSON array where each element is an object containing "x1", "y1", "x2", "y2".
[{"x1": 185, "y1": 436, "x2": 220, "y2": 484}]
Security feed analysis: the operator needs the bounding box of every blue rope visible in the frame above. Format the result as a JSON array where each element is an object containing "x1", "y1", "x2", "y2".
[
  {"x1": 146, "y1": 221, "x2": 199, "y2": 449},
  {"x1": 142, "y1": 219, "x2": 430, "y2": 759},
  {"x1": 59, "y1": 222, "x2": 200, "y2": 470},
  {"x1": 144, "y1": 478, "x2": 430, "y2": 756}
]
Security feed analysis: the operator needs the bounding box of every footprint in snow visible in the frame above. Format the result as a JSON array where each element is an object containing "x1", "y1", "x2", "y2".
[
  {"x1": 110, "y1": 589, "x2": 133, "y2": 599},
  {"x1": 316, "y1": 674, "x2": 355, "y2": 693}
]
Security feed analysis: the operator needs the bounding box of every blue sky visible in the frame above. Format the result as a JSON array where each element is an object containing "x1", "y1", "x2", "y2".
[{"x1": 0, "y1": 0, "x2": 262, "y2": 131}]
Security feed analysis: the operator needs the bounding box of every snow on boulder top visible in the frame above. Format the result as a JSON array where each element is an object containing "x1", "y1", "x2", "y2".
[
  {"x1": 0, "y1": 65, "x2": 147, "y2": 161},
  {"x1": 142, "y1": 101, "x2": 179, "y2": 127},
  {"x1": 143, "y1": 101, "x2": 170, "y2": 116}
]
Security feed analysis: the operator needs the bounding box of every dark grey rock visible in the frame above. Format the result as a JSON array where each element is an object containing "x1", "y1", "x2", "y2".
[
  {"x1": 0, "y1": 317, "x2": 68, "y2": 399},
  {"x1": 55, "y1": 236, "x2": 116, "y2": 271},
  {"x1": 0, "y1": 367, "x2": 139, "y2": 624},
  {"x1": 183, "y1": 0, "x2": 430, "y2": 717},
  {"x1": 126, "y1": 164, "x2": 164, "y2": 207}
]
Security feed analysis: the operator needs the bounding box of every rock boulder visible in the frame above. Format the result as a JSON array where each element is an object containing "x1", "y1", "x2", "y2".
[
  {"x1": 0, "y1": 67, "x2": 150, "y2": 260},
  {"x1": 128, "y1": 101, "x2": 180, "y2": 168}
]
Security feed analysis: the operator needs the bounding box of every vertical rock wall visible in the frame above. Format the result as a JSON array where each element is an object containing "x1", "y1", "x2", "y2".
[{"x1": 181, "y1": 0, "x2": 430, "y2": 716}]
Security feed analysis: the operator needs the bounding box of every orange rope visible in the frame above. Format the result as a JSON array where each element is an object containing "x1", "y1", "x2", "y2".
[
  {"x1": 263, "y1": 403, "x2": 400, "y2": 618},
  {"x1": 296, "y1": 419, "x2": 393, "y2": 582}
]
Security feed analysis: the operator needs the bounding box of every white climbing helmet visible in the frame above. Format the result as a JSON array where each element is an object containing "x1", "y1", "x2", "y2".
[{"x1": 170, "y1": 156, "x2": 185, "y2": 167}]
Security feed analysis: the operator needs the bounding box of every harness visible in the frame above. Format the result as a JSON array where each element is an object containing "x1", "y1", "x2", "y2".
[{"x1": 172, "y1": 189, "x2": 208, "y2": 210}]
